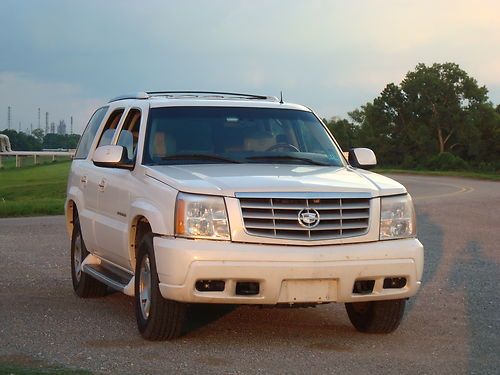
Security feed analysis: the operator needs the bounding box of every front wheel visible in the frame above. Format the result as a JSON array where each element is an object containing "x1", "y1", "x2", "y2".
[
  {"x1": 134, "y1": 234, "x2": 186, "y2": 340},
  {"x1": 345, "y1": 299, "x2": 406, "y2": 334}
]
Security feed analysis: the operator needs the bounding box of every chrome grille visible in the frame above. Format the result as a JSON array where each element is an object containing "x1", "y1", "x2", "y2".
[{"x1": 239, "y1": 195, "x2": 371, "y2": 241}]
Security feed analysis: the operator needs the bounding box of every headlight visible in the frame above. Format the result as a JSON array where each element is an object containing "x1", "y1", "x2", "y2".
[
  {"x1": 380, "y1": 194, "x2": 416, "y2": 240},
  {"x1": 175, "y1": 192, "x2": 230, "y2": 240}
]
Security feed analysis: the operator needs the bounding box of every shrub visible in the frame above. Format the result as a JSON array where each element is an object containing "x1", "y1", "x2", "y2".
[{"x1": 425, "y1": 152, "x2": 469, "y2": 171}]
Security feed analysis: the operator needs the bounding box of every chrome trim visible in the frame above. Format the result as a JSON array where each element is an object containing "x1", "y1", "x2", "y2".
[{"x1": 235, "y1": 192, "x2": 373, "y2": 199}]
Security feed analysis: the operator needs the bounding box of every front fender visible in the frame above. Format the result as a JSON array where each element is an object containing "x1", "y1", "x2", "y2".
[{"x1": 129, "y1": 198, "x2": 174, "y2": 235}]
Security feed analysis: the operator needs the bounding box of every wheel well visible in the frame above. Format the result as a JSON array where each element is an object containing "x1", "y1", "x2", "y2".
[
  {"x1": 131, "y1": 216, "x2": 152, "y2": 269},
  {"x1": 66, "y1": 200, "x2": 76, "y2": 235}
]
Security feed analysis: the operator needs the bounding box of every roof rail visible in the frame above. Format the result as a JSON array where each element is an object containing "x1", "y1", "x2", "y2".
[
  {"x1": 108, "y1": 91, "x2": 279, "y2": 103},
  {"x1": 108, "y1": 92, "x2": 149, "y2": 103},
  {"x1": 146, "y1": 91, "x2": 278, "y2": 101}
]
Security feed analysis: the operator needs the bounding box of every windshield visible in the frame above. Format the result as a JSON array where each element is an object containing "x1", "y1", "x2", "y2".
[{"x1": 143, "y1": 107, "x2": 344, "y2": 166}]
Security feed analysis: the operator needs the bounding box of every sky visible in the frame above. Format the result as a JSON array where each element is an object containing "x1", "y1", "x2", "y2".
[{"x1": 0, "y1": 0, "x2": 499, "y2": 134}]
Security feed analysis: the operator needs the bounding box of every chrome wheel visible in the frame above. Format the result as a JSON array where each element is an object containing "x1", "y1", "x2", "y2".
[
  {"x1": 73, "y1": 232, "x2": 82, "y2": 283},
  {"x1": 139, "y1": 255, "x2": 152, "y2": 320}
]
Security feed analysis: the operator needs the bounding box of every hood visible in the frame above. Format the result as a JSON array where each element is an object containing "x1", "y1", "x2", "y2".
[{"x1": 145, "y1": 164, "x2": 406, "y2": 198}]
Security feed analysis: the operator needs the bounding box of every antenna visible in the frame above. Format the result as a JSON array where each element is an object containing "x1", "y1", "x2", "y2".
[{"x1": 279, "y1": 91, "x2": 284, "y2": 104}]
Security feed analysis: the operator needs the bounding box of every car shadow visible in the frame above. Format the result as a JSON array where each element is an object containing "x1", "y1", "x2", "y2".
[{"x1": 448, "y1": 240, "x2": 499, "y2": 374}]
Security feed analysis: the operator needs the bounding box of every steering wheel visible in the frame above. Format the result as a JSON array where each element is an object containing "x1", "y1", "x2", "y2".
[{"x1": 266, "y1": 143, "x2": 300, "y2": 152}]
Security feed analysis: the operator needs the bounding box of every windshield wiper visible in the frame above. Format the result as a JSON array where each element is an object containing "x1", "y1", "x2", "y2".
[
  {"x1": 161, "y1": 153, "x2": 241, "y2": 163},
  {"x1": 246, "y1": 155, "x2": 330, "y2": 166}
]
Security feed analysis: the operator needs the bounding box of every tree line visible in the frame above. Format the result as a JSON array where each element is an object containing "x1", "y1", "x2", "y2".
[
  {"x1": 0, "y1": 129, "x2": 80, "y2": 151},
  {"x1": 325, "y1": 63, "x2": 500, "y2": 171}
]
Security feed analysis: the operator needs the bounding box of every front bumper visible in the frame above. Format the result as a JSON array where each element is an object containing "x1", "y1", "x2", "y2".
[{"x1": 154, "y1": 237, "x2": 423, "y2": 304}]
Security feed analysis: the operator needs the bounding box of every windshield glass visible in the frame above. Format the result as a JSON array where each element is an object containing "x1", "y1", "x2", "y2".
[{"x1": 143, "y1": 107, "x2": 344, "y2": 166}]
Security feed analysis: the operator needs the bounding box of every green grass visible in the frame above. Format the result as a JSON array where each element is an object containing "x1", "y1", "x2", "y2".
[
  {"x1": 0, "y1": 161, "x2": 71, "y2": 217},
  {"x1": 374, "y1": 168, "x2": 500, "y2": 181},
  {"x1": 0, "y1": 362, "x2": 92, "y2": 374}
]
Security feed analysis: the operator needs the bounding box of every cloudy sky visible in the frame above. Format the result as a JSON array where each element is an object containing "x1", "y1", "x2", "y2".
[{"x1": 1, "y1": 0, "x2": 499, "y2": 133}]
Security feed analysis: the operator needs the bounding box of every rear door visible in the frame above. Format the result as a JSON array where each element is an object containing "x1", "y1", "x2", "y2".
[
  {"x1": 71, "y1": 106, "x2": 108, "y2": 252},
  {"x1": 87, "y1": 108, "x2": 125, "y2": 258}
]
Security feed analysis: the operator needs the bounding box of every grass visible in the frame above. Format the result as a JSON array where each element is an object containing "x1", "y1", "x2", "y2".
[
  {"x1": 0, "y1": 363, "x2": 92, "y2": 375},
  {"x1": 374, "y1": 168, "x2": 500, "y2": 181},
  {"x1": 0, "y1": 355, "x2": 92, "y2": 375},
  {"x1": 0, "y1": 363, "x2": 92, "y2": 374},
  {"x1": 0, "y1": 160, "x2": 71, "y2": 217}
]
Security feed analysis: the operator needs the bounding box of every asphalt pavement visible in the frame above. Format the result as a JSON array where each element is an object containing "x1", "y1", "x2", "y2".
[{"x1": 0, "y1": 174, "x2": 499, "y2": 374}]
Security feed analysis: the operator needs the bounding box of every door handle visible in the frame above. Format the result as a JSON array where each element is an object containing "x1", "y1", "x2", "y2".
[{"x1": 98, "y1": 178, "x2": 106, "y2": 191}]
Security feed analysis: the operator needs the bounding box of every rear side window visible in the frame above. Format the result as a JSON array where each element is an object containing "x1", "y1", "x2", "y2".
[
  {"x1": 97, "y1": 108, "x2": 125, "y2": 148},
  {"x1": 74, "y1": 107, "x2": 108, "y2": 159},
  {"x1": 117, "y1": 108, "x2": 141, "y2": 160}
]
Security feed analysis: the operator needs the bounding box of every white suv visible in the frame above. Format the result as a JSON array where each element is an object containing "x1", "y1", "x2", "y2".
[{"x1": 66, "y1": 91, "x2": 423, "y2": 340}]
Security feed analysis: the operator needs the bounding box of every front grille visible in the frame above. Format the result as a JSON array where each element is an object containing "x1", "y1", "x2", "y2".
[{"x1": 239, "y1": 196, "x2": 371, "y2": 241}]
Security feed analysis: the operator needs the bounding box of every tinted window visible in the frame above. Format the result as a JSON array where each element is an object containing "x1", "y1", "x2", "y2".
[
  {"x1": 143, "y1": 107, "x2": 343, "y2": 166},
  {"x1": 117, "y1": 108, "x2": 141, "y2": 160},
  {"x1": 74, "y1": 107, "x2": 108, "y2": 159},
  {"x1": 97, "y1": 108, "x2": 125, "y2": 148}
]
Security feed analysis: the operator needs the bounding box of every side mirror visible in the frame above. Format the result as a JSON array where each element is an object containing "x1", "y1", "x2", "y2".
[
  {"x1": 348, "y1": 148, "x2": 377, "y2": 169},
  {"x1": 93, "y1": 145, "x2": 133, "y2": 170}
]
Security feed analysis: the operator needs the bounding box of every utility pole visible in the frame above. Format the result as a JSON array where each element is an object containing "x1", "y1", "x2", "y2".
[
  {"x1": 70, "y1": 116, "x2": 73, "y2": 134},
  {"x1": 38, "y1": 108, "x2": 41, "y2": 129},
  {"x1": 45, "y1": 112, "x2": 49, "y2": 134},
  {"x1": 7, "y1": 106, "x2": 11, "y2": 129},
  {"x1": 30, "y1": 123, "x2": 33, "y2": 134},
  {"x1": 18, "y1": 121, "x2": 21, "y2": 132}
]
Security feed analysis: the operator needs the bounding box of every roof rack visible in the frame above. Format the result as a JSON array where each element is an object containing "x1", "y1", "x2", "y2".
[
  {"x1": 147, "y1": 91, "x2": 277, "y2": 101},
  {"x1": 108, "y1": 91, "x2": 278, "y2": 103}
]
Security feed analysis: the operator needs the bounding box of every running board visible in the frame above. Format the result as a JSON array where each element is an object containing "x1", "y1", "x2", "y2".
[{"x1": 83, "y1": 263, "x2": 135, "y2": 296}]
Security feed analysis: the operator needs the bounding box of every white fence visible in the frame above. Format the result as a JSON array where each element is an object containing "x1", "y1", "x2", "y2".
[{"x1": 0, "y1": 151, "x2": 75, "y2": 168}]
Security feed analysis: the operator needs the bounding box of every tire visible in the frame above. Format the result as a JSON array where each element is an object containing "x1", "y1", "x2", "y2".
[
  {"x1": 345, "y1": 299, "x2": 406, "y2": 334},
  {"x1": 134, "y1": 233, "x2": 186, "y2": 340},
  {"x1": 71, "y1": 216, "x2": 107, "y2": 298}
]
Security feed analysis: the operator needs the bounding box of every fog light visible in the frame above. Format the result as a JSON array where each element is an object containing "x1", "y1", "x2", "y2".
[
  {"x1": 383, "y1": 277, "x2": 407, "y2": 289},
  {"x1": 195, "y1": 280, "x2": 225, "y2": 292}
]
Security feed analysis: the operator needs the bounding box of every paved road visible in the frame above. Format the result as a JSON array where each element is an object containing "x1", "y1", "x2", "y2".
[{"x1": 1, "y1": 175, "x2": 499, "y2": 374}]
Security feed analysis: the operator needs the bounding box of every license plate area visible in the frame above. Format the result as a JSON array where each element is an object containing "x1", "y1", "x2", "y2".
[{"x1": 278, "y1": 279, "x2": 338, "y2": 303}]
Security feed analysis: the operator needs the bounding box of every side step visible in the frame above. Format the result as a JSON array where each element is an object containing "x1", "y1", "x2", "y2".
[{"x1": 83, "y1": 263, "x2": 135, "y2": 296}]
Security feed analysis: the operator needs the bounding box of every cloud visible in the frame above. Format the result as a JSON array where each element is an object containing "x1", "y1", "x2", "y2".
[{"x1": 0, "y1": 0, "x2": 498, "y2": 119}]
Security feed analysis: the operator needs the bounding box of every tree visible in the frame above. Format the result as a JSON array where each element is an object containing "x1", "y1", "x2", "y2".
[
  {"x1": 324, "y1": 117, "x2": 359, "y2": 150},
  {"x1": 31, "y1": 128, "x2": 45, "y2": 143},
  {"x1": 401, "y1": 63, "x2": 488, "y2": 154},
  {"x1": 348, "y1": 62, "x2": 498, "y2": 169},
  {"x1": 43, "y1": 133, "x2": 81, "y2": 149},
  {"x1": 0, "y1": 129, "x2": 42, "y2": 151}
]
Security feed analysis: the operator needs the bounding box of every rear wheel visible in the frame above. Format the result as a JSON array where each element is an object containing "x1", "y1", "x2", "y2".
[
  {"x1": 134, "y1": 233, "x2": 186, "y2": 340},
  {"x1": 71, "y1": 216, "x2": 107, "y2": 298},
  {"x1": 345, "y1": 299, "x2": 406, "y2": 333}
]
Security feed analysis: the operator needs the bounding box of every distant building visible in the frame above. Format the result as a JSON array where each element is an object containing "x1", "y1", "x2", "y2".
[{"x1": 57, "y1": 120, "x2": 67, "y2": 135}]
